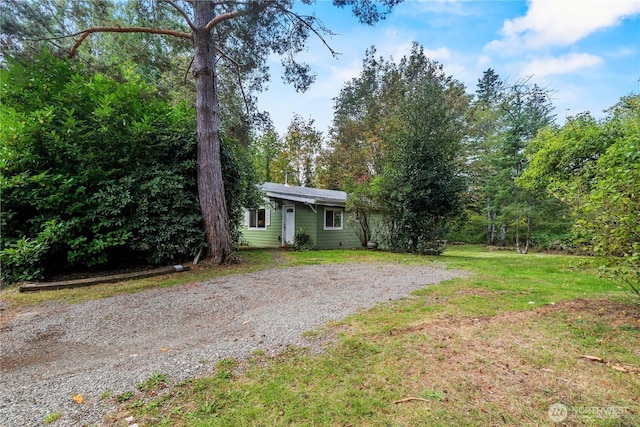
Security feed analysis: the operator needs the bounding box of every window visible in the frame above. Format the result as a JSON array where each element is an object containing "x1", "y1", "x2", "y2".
[
  {"x1": 324, "y1": 208, "x2": 343, "y2": 230},
  {"x1": 247, "y1": 207, "x2": 269, "y2": 229}
]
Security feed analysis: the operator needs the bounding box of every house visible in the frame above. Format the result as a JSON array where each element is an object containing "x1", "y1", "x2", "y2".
[{"x1": 241, "y1": 182, "x2": 362, "y2": 249}]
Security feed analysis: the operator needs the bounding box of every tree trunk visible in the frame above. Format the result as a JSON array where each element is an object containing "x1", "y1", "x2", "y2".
[
  {"x1": 486, "y1": 198, "x2": 496, "y2": 245},
  {"x1": 486, "y1": 199, "x2": 490, "y2": 245},
  {"x1": 523, "y1": 195, "x2": 532, "y2": 254},
  {"x1": 357, "y1": 208, "x2": 371, "y2": 247},
  {"x1": 523, "y1": 214, "x2": 531, "y2": 254},
  {"x1": 490, "y1": 216, "x2": 496, "y2": 245},
  {"x1": 193, "y1": 2, "x2": 233, "y2": 263},
  {"x1": 499, "y1": 225, "x2": 506, "y2": 247},
  {"x1": 515, "y1": 215, "x2": 522, "y2": 254},
  {"x1": 487, "y1": 212, "x2": 496, "y2": 245}
]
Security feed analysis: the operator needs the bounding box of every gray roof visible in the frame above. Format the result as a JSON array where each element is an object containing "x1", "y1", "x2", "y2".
[{"x1": 262, "y1": 182, "x2": 347, "y2": 206}]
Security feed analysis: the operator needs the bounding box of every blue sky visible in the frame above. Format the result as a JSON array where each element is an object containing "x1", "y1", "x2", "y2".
[{"x1": 256, "y1": 0, "x2": 640, "y2": 137}]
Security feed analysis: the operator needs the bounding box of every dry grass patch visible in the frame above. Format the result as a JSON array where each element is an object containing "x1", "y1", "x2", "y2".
[{"x1": 386, "y1": 299, "x2": 639, "y2": 426}]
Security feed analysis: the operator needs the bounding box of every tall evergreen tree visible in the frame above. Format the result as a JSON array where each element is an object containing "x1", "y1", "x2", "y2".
[
  {"x1": 462, "y1": 68, "x2": 506, "y2": 245},
  {"x1": 460, "y1": 70, "x2": 556, "y2": 250},
  {"x1": 251, "y1": 129, "x2": 283, "y2": 183}
]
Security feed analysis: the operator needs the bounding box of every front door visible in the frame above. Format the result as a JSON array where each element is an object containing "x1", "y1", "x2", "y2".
[{"x1": 282, "y1": 205, "x2": 295, "y2": 245}]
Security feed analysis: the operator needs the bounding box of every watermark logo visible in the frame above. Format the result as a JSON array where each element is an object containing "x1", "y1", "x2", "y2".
[
  {"x1": 548, "y1": 403, "x2": 568, "y2": 422},
  {"x1": 548, "y1": 403, "x2": 630, "y2": 423}
]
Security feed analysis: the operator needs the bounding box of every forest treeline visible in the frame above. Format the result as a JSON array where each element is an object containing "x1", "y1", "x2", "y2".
[{"x1": 1, "y1": 1, "x2": 637, "y2": 291}]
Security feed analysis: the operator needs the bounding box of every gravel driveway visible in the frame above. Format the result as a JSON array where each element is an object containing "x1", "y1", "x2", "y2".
[{"x1": 0, "y1": 262, "x2": 465, "y2": 426}]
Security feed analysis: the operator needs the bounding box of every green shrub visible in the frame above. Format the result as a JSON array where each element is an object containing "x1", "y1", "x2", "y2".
[
  {"x1": 291, "y1": 228, "x2": 315, "y2": 251},
  {"x1": 0, "y1": 50, "x2": 260, "y2": 285},
  {"x1": 0, "y1": 220, "x2": 67, "y2": 284}
]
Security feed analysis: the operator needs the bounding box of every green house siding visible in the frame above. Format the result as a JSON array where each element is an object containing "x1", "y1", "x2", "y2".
[
  {"x1": 294, "y1": 205, "x2": 319, "y2": 246},
  {"x1": 241, "y1": 203, "x2": 362, "y2": 249},
  {"x1": 315, "y1": 207, "x2": 362, "y2": 249},
  {"x1": 241, "y1": 205, "x2": 281, "y2": 248}
]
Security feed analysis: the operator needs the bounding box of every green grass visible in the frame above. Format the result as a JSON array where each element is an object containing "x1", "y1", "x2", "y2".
[
  {"x1": 137, "y1": 372, "x2": 169, "y2": 392},
  {"x1": 4, "y1": 246, "x2": 638, "y2": 426},
  {"x1": 43, "y1": 412, "x2": 62, "y2": 424},
  {"x1": 116, "y1": 391, "x2": 135, "y2": 403}
]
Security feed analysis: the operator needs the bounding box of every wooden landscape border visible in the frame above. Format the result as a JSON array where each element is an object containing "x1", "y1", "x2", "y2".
[{"x1": 18, "y1": 265, "x2": 189, "y2": 292}]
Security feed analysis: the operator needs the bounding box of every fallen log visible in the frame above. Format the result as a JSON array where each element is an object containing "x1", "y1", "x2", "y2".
[{"x1": 19, "y1": 265, "x2": 188, "y2": 292}]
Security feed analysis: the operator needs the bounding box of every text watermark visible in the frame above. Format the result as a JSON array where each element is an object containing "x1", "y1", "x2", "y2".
[{"x1": 548, "y1": 403, "x2": 630, "y2": 423}]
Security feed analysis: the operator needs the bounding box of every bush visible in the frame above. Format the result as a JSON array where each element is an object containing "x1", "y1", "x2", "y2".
[
  {"x1": 0, "y1": 220, "x2": 68, "y2": 284},
  {"x1": 291, "y1": 228, "x2": 315, "y2": 251},
  {"x1": 1, "y1": 50, "x2": 261, "y2": 286}
]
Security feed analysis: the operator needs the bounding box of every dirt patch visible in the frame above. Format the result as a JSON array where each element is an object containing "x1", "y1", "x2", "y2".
[
  {"x1": 387, "y1": 298, "x2": 640, "y2": 424},
  {"x1": 536, "y1": 298, "x2": 640, "y2": 329}
]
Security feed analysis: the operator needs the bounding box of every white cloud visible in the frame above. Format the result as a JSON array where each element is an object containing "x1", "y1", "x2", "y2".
[
  {"x1": 605, "y1": 46, "x2": 637, "y2": 58},
  {"x1": 487, "y1": 0, "x2": 640, "y2": 53},
  {"x1": 406, "y1": 0, "x2": 474, "y2": 16},
  {"x1": 359, "y1": 29, "x2": 452, "y2": 65},
  {"x1": 443, "y1": 61, "x2": 468, "y2": 82},
  {"x1": 520, "y1": 53, "x2": 602, "y2": 78},
  {"x1": 476, "y1": 55, "x2": 492, "y2": 68},
  {"x1": 304, "y1": 61, "x2": 362, "y2": 100},
  {"x1": 329, "y1": 63, "x2": 362, "y2": 85},
  {"x1": 375, "y1": 31, "x2": 414, "y2": 61},
  {"x1": 423, "y1": 47, "x2": 452, "y2": 61}
]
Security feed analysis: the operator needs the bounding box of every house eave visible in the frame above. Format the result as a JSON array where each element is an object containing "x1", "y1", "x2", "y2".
[{"x1": 264, "y1": 191, "x2": 347, "y2": 208}]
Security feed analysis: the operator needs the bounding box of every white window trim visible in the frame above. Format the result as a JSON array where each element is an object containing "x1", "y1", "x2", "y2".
[
  {"x1": 324, "y1": 207, "x2": 344, "y2": 230},
  {"x1": 245, "y1": 207, "x2": 270, "y2": 230}
]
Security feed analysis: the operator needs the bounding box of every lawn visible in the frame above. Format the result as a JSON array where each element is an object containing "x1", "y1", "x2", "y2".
[{"x1": 4, "y1": 246, "x2": 639, "y2": 426}]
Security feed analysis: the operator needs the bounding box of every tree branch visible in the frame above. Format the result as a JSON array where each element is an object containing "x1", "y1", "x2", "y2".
[
  {"x1": 183, "y1": 56, "x2": 195, "y2": 84},
  {"x1": 160, "y1": 0, "x2": 196, "y2": 31},
  {"x1": 275, "y1": 5, "x2": 339, "y2": 59},
  {"x1": 393, "y1": 397, "x2": 431, "y2": 404},
  {"x1": 68, "y1": 26, "x2": 191, "y2": 58},
  {"x1": 216, "y1": 45, "x2": 250, "y2": 115},
  {"x1": 205, "y1": 11, "x2": 238, "y2": 32}
]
